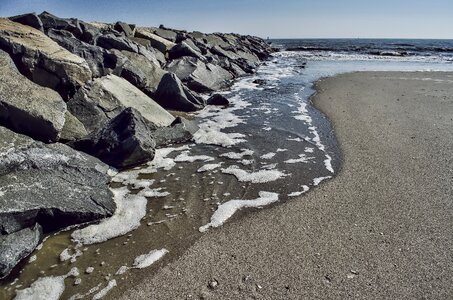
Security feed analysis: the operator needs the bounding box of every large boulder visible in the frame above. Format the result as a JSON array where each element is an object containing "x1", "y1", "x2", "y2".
[
  {"x1": 0, "y1": 126, "x2": 115, "y2": 235},
  {"x1": 38, "y1": 11, "x2": 83, "y2": 37},
  {"x1": 153, "y1": 117, "x2": 199, "y2": 147},
  {"x1": 153, "y1": 73, "x2": 205, "y2": 112},
  {"x1": 0, "y1": 18, "x2": 92, "y2": 99},
  {"x1": 135, "y1": 28, "x2": 176, "y2": 54},
  {"x1": 70, "y1": 108, "x2": 156, "y2": 169},
  {"x1": 165, "y1": 57, "x2": 233, "y2": 93},
  {"x1": 9, "y1": 13, "x2": 43, "y2": 32},
  {"x1": 96, "y1": 33, "x2": 139, "y2": 53},
  {"x1": 0, "y1": 224, "x2": 42, "y2": 279},
  {"x1": 207, "y1": 94, "x2": 230, "y2": 106},
  {"x1": 0, "y1": 49, "x2": 67, "y2": 142},
  {"x1": 60, "y1": 111, "x2": 88, "y2": 142},
  {"x1": 47, "y1": 29, "x2": 118, "y2": 77},
  {"x1": 168, "y1": 41, "x2": 204, "y2": 60},
  {"x1": 114, "y1": 21, "x2": 135, "y2": 37},
  {"x1": 153, "y1": 27, "x2": 178, "y2": 42},
  {"x1": 117, "y1": 50, "x2": 167, "y2": 96},
  {"x1": 67, "y1": 74, "x2": 174, "y2": 133}
]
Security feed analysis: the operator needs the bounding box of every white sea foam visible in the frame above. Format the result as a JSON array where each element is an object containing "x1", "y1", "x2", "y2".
[
  {"x1": 197, "y1": 163, "x2": 223, "y2": 173},
  {"x1": 59, "y1": 248, "x2": 83, "y2": 263},
  {"x1": 220, "y1": 149, "x2": 254, "y2": 160},
  {"x1": 276, "y1": 148, "x2": 288, "y2": 152},
  {"x1": 260, "y1": 152, "x2": 276, "y2": 160},
  {"x1": 138, "y1": 188, "x2": 170, "y2": 198},
  {"x1": 222, "y1": 165, "x2": 286, "y2": 183},
  {"x1": 133, "y1": 249, "x2": 169, "y2": 269},
  {"x1": 284, "y1": 154, "x2": 314, "y2": 164},
  {"x1": 288, "y1": 185, "x2": 310, "y2": 197},
  {"x1": 92, "y1": 280, "x2": 117, "y2": 300},
  {"x1": 199, "y1": 192, "x2": 279, "y2": 232},
  {"x1": 71, "y1": 187, "x2": 147, "y2": 245},
  {"x1": 313, "y1": 176, "x2": 332, "y2": 186},
  {"x1": 174, "y1": 151, "x2": 214, "y2": 163}
]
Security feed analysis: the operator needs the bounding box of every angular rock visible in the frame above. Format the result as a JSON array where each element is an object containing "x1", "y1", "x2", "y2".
[
  {"x1": 153, "y1": 73, "x2": 205, "y2": 112},
  {"x1": 60, "y1": 111, "x2": 88, "y2": 142},
  {"x1": 47, "y1": 29, "x2": 118, "y2": 77},
  {"x1": 153, "y1": 27, "x2": 178, "y2": 42},
  {"x1": 165, "y1": 57, "x2": 233, "y2": 93},
  {"x1": 168, "y1": 42, "x2": 204, "y2": 60},
  {"x1": 96, "y1": 33, "x2": 139, "y2": 53},
  {"x1": 0, "y1": 18, "x2": 92, "y2": 99},
  {"x1": 0, "y1": 49, "x2": 67, "y2": 142},
  {"x1": 68, "y1": 75, "x2": 174, "y2": 133},
  {"x1": 70, "y1": 108, "x2": 156, "y2": 169},
  {"x1": 153, "y1": 117, "x2": 199, "y2": 147},
  {"x1": 9, "y1": 13, "x2": 43, "y2": 32},
  {"x1": 38, "y1": 11, "x2": 83, "y2": 37},
  {"x1": 0, "y1": 224, "x2": 42, "y2": 279},
  {"x1": 0, "y1": 126, "x2": 115, "y2": 235},
  {"x1": 207, "y1": 94, "x2": 230, "y2": 106},
  {"x1": 79, "y1": 21, "x2": 102, "y2": 44},
  {"x1": 114, "y1": 21, "x2": 135, "y2": 37},
  {"x1": 135, "y1": 28, "x2": 176, "y2": 54}
]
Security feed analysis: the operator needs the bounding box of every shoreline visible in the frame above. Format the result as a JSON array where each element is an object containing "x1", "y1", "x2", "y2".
[{"x1": 117, "y1": 70, "x2": 453, "y2": 299}]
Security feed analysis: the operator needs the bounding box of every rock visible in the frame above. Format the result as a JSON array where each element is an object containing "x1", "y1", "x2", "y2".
[
  {"x1": 153, "y1": 117, "x2": 199, "y2": 147},
  {"x1": 168, "y1": 42, "x2": 204, "y2": 60},
  {"x1": 70, "y1": 108, "x2": 156, "y2": 169},
  {"x1": 0, "y1": 224, "x2": 42, "y2": 279},
  {"x1": 135, "y1": 28, "x2": 176, "y2": 54},
  {"x1": 39, "y1": 11, "x2": 83, "y2": 37},
  {"x1": 0, "y1": 126, "x2": 115, "y2": 235},
  {"x1": 47, "y1": 29, "x2": 118, "y2": 77},
  {"x1": 0, "y1": 49, "x2": 67, "y2": 142},
  {"x1": 9, "y1": 13, "x2": 43, "y2": 32},
  {"x1": 113, "y1": 21, "x2": 135, "y2": 37},
  {"x1": 60, "y1": 111, "x2": 88, "y2": 142},
  {"x1": 67, "y1": 75, "x2": 174, "y2": 133},
  {"x1": 165, "y1": 57, "x2": 233, "y2": 93},
  {"x1": 117, "y1": 50, "x2": 167, "y2": 96},
  {"x1": 0, "y1": 18, "x2": 92, "y2": 99},
  {"x1": 207, "y1": 94, "x2": 229, "y2": 106},
  {"x1": 153, "y1": 73, "x2": 205, "y2": 112},
  {"x1": 96, "y1": 33, "x2": 139, "y2": 53},
  {"x1": 129, "y1": 36, "x2": 151, "y2": 48},
  {"x1": 153, "y1": 27, "x2": 178, "y2": 42},
  {"x1": 79, "y1": 21, "x2": 102, "y2": 44}
]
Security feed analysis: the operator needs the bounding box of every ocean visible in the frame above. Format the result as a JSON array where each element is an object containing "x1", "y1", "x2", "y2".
[{"x1": 3, "y1": 39, "x2": 453, "y2": 299}]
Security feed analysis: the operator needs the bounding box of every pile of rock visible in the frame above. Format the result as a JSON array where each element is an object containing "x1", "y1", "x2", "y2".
[{"x1": 0, "y1": 11, "x2": 272, "y2": 278}]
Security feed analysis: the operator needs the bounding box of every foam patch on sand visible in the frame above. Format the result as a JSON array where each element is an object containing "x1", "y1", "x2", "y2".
[
  {"x1": 313, "y1": 176, "x2": 332, "y2": 186},
  {"x1": 199, "y1": 192, "x2": 279, "y2": 232},
  {"x1": 138, "y1": 188, "x2": 170, "y2": 198},
  {"x1": 221, "y1": 165, "x2": 286, "y2": 183},
  {"x1": 288, "y1": 185, "x2": 310, "y2": 197},
  {"x1": 261, "y1": 152, "x2": 276, "y2": 160},
  {"x1": 220, "y1": 149, "x2": 254, "y2": 160},
  {"x1": 71, "y1": 187, "x2": 147, "y2": 245},
  {"x1": 197, "y1": 163, "x2": 223, "y2": 173},
  {"x1": 14, "y1": 268, "x2": 79, "y2": 300},
  {"x1": 174, "y1": 151, "x2": 215, "y2": 163},
  {"x1": 284, "y1": 154, "x2": 314, "y2": 164},
  {"x1": 115, "y1": 249, "x2": 169, "y2": 276},
  {"x1": 92, "y1": 280, "x2": 117, "y2": 300}
]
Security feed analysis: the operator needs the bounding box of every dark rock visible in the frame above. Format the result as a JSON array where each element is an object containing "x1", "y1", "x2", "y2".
[
  {"x1": 79, "y1": 21, "x2": 102, "y2": 44},
  {"x1": 9, "y1": 13, "x2": 43, "y2": 32},
  {"x1": 0, "y1": 18, "x2": 92, "y2": 99},
  {"x1": 70, "y1": 108, "x2": 156, "y2": 169},
  {"x1": 153, "y1": 27, "x2": 178, "y2": 42},
  {"x1": 135, "y1": 28, "x2": 176, "y2": 54},
  {"x1": 39, "y1": 11, "x2": 83, "y2": 37},
  {"x1": 165, "y1": 57, "x2": 233, "y2": 93},
  {"x1": 153, "y1": 73, "x2": 205, "y2": 112},
  {"x1": 0, "y1": 49, "x2": 67, "y2": 143},
  {"x1": 130, "y1": 36, "x2": 151, "y2": 48},
  {"x1": 153, "y1": 117, "x2": 199, "y2": 147},
  {"x1": 207, "y1": 94, "x2": 230, "y2": 106},
  {"x1": 60, "y1": 111, "x2": 88, "y2": 142},
  {"x1": 67, "y1": 75, "x2": 174, "y2": 133},
  {"x1": 253, "y1": 79, "x2": 268, "y2": 86},
  {"x1": 114, "y1": 21, "x2": 135, "y2": 37},
  {"x1": 47, "y1": 29, "x2": 118, "y2": 77},
  {"x1": 168, "y1": 42, "x2": 204, "y2": 60},
  {"x1": 0, "y1": 126, "x2": 115, "y2": 235},
  {"x1": 96, "y1": 33, "x2": 139, "y2": 53},
  {"x1": 0, "y1": 224, "x2": 42, "y2": 279}
]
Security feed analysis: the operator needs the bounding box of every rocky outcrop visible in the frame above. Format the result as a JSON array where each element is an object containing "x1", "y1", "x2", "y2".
[
  {"x1": 96, "y1": 33, "x2": 139, "y2": 53},
  {"x1": 0, "y1": 18, "x2": 92, "y2": 99},
  {"x1": 168, "y1": 41, "x2": 204, "y2": 61},
  {"x1": 0, "y1": 224, "x2": 42, "y2": 279},
  {"x1": 39, "y1": 11, "x2": 83, "y2": 38},
  {"x1": 0, "y1": 126, "x2": 115, "y2": 235},
  {"x1": 166, "y1": 57, "x2": 234, "y2": 93},
  {"x1": 70, "y1": 108, "x2": 156, "y2": 169},
  {"x1": 0, "y1": 49, "x2": 67, "y2": 142},
  {"x1": 135, "y1": 28, "x2": 176, "y2": 54},
  {"x1": 114, "y1": 21, "x2": 135, "y2": 37},
  {"x1": 153, "y1": 73, "x2": 205, "y2": 112},
  {"x1": 9, "y1": 13, "x2": 43, "y2": 32}
]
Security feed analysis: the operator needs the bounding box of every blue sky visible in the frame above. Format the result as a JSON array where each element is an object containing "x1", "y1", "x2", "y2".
[{"x1": 1, "y1": 0, "x2": 452, "y2": 39}]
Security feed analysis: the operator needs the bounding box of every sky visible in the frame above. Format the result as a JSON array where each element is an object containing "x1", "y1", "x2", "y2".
[{"x1": 1, "y1": 0, "x2": 452, "y2": 39}]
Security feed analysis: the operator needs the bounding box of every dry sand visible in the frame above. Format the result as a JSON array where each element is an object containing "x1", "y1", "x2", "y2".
[{"x1": 118, "y1": 72, "x2": 453, "y2": 299}]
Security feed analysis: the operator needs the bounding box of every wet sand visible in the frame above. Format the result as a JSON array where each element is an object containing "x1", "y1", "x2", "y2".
[{"x1": 118, "y1": 71, "x2": 453, "y2": 299}]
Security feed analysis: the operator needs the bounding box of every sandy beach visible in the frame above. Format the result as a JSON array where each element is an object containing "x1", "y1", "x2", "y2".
[{"x1": 117, "y1": 71, "x2": 453, "y2": 300}]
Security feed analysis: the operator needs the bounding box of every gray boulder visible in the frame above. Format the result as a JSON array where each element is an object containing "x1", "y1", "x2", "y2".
[
  {"x1": 207, "y1": 94, "x2": 230, "y2": 106},
  {"x1": 0, "y1": 49, "x2": 67, "y2": 142},
  {"x1": 67, "y1": 75, "x2": 174, "y2": 133},
  {"x1": 0, "y1": 18, "x2": 92, "y2": 99},
  {"x1": 96, "y1": 33, "x2": 139, "y2": 53},
  {"x1": 135, "y1": 28, "x2": 176, "y2": 54},
  {"x1": 60, "y1": 111, "x2": 88, "y2": 142},
  {"x1": 9, "y1": 13, "x2": 43, "y2": 32},
  {"x1": 165, "y1": 57, "x2": 233, "y2": 93},
  {"x1": 0, "y1": 224, "x2": 42, "y2": 279},
  {"x1": 39, "y1": 11, "x2": 83, "y2": 37},
  {"x1": 70, "y1": 108, "x2": 156, "y2": 169},
  {"x1": 0, "y1": 126, "x2": 115, "y2": 235},
  {"x1": 114, "y1": 21, "x2": 135, "y2": 37},
  {"x1": 154, "y1": 117, "x2": 199, "y2": 147},
  {"x1": 47, "y1": 29, "x2": 118, "y2": 77},
  {"x1": 168, "y1": 41, "x2": 204, "y2": 60},
  {"x1": 79, "y1": 21, "x2": 102, "y2": 44},
  {"x1": 153, "y1": 27, "x2": 178, "y2": 42},
  {"x1": 153, "y1": 73, "x2": 205, "y2": 112}
]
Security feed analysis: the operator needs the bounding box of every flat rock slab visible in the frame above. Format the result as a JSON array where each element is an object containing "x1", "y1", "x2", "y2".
[
  {"x1": 0, "y1": 49, "x2": 67, "y2": 143},
  {"x1": 135, "y1": 28, "x2": 176, "y2": 54},
  {"x1": 0, "y1": 126, "x2": 115, "y2": 235}
]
